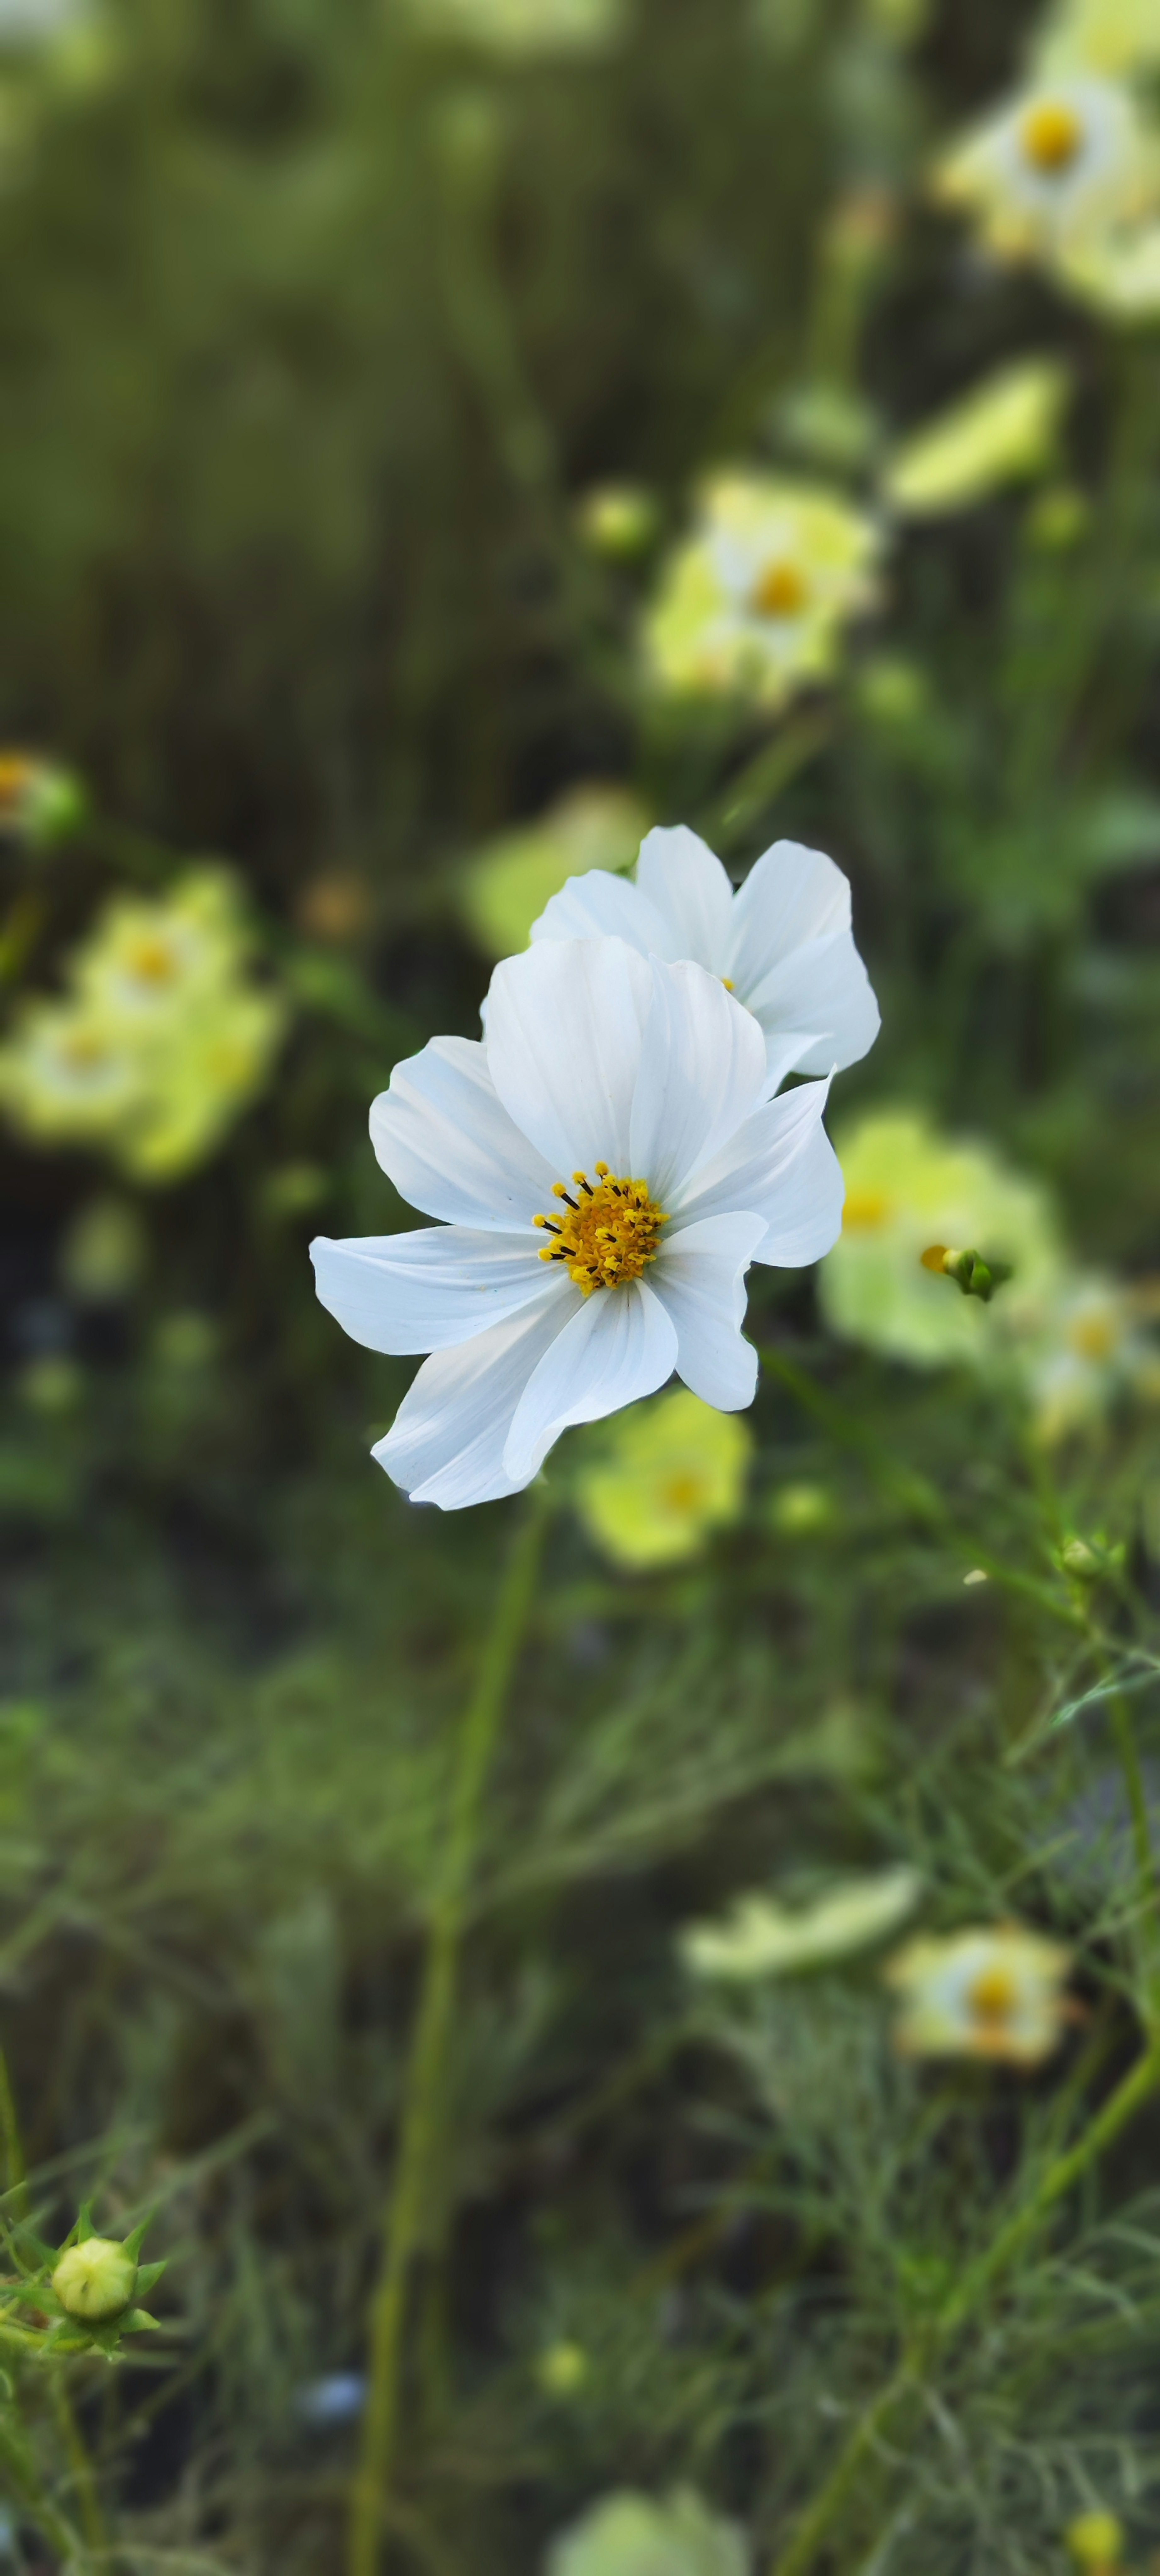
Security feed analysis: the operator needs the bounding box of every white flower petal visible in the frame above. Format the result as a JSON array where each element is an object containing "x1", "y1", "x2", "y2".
[
  {"x1": 374, "y1": 1291, "x2": 582, "y2": 1509},
  {"x1": 530, "y1": 868, "x2": 676, "y2": 956},
  {"x1": 310, "y1": 1228, "x2": 557, "y2": 1355},
  {"x1": 748, "y1": 930, "x2": 881, "y2": 1076},
  {"x1": 654, "y1": 1212, "x2": 765, "y2": 1409},
  {"x1": 672, "y1": 1077, "x2": 844, "y2": 1264},
  {"x1": 485, "y1": 936, "x2": 652, "y2": 1177},
  {"x1": 635, "y1": 824, "x2": 735, "y2": 970},
  {"x1": 370, "y1": 1034, "x2": 557, "y2": 1230},
  {"x1": 503, "y1": 1278, "x2": 678, "y2": 1484},
  {"x1": 726, "y1": 837, "x2": 851, "y2": 989},
  {"x1": 628, "y1": 958, "x2": 766, "y2": 1204}
]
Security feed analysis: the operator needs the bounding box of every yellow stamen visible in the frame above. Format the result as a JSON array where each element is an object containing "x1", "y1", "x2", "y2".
[
  {"x1": 968, "y1": 1964, "x2": 1018, "y2": 2025},
  {"x1": 1020, "y1": 99, "x2": 1084, "y2": 173},
  {"x1": 126, "y1": 935, "x2": 179, "y2": 985},
  {"x1": 920, "y1": 1243, "x2": 950, "y2": 1273},
  {"x1": 751, "y1": 559, "x2": 809, "y2": 620},
  {"x1": 722, "y1": 978, "x2": 735, "y2": 991},
  {"x1": 533, "y1": 1169, "x2": 667, "y2": 1296},
  {"x1": 843, "y1": 1187, "x2": 891, "y2": 1232},
  {"x1": 1070, "y1": 1313, "x2": 1116, "y2": 1360}
]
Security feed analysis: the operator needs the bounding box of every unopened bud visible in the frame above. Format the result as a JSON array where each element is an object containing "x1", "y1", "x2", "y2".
[
  {"x1": 537, "y1": 2339, "x2": 589, "y2": 2396},
  {"x1": 1059, "y1": 1538, "x2": 1099, "y2": 1580},
  {"x1": 1065, "y1": 2510, "x2": 1124, "y2": 2571},
  {"x1": 0, "y1": 753, "x2": 86, "y2": 849},
  {"x1": 53, "y1": 2237, "x2": 137, "y2": 2324},
  {"x1": 577, "y1": 482, "x2": 660, "y2": 561},
  {"x1": 919, "y1": 1246, "x2": 1013, "y2": 1304}
]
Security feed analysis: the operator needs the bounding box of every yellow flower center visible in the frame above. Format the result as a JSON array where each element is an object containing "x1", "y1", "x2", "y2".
[
  {"x1": 0, "y1": 753, "x2": 34, "y2": 817},
  {"x1": 1070, "y1": 1312, "x2": 1116, "y2": 1360},
  {"x1": 534, "y1": 1166, "x2": 668, "y2": 1296},
  {"x1": 662, "y1": 1472, "x2": 705, "y2": 1513},
  {"x1": 1020, "y1": 100, "x2": 1084, "y2": 173},
  {"x1": 61, "y1": 1030, "x2": 109, "y2": 1071},
  {"x1": 751, "y1": 558, "x2": 810, "y2": 620},
  {"x1": 126, "y1": 934, "x2": 179, "y2": 985},
  {"x1": 843, "y1": 1187, "x2": 892, "y2": 1231},
  {"x1": 967, "y1": 1964, "x2": 1018, "y2": 2025}
]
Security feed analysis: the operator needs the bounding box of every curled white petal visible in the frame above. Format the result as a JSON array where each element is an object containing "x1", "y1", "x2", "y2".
[
  {"x1": 374, "y1": 1293, "x2": 582, "y2": 1508},
  {"x1": 628, "y1": 958, "x2": 766, "y2": 1206},
  {"x1": 370, "y1": 1035, "x2": 556, "y2": 1229},
  {"x1": 635, "y1": 824, "x2": 734, "y2": 969},
  {"x1": 673, "y1": 1076, "x2": 844, "y2": 1264},
  {"x1": 485, "y1": 936, "x2": 652, "y2": 1177},
  {"x1": 654, "y1": 1212, "x2": 766, "y2": 1410},
  {"x1": 747, "y1": 933, "x2": 880, "y2": 1078},
  {"x1": 310, "y1": 1228, "x2": 558, "y2": 1354},
  {"x1": 503, "y1": 1278, "x2": 678, "y2": 1484},
  {"x1": 531, "y1": 868, "x2": 675, "y2": 955}
]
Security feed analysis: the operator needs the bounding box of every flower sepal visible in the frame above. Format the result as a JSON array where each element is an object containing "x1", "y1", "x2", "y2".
[
  {"x1": 16, "y1": 2206, "x2": 167, "y2": 2359},
  {"x1": 920, "y1": 1243, "x2": 1014, "y2": 1302}
]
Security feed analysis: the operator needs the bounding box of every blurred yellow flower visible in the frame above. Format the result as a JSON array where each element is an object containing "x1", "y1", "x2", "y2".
[
  {"x1": 933, "y1": 74, "x2": 1159, "y2": 267},
  {"x1": 819, "y1": 1110, "x2": 1064, "y2": 1368},
  {"x1": 1059, "y1": 214, "x2": 1160, "y2": 317},
  {"x1": 404, "y1": 0, "x2": 622, "y2": 54},
  {"x1": 885, "y1": 1924, "x2": 1073, "y2": 2066},
  {"x1": 882, "y1": 359, "x2": 1069, "y2": 518},
  {"x1": 458, "y1": 784, "x2": 650, "y2": 960},
  {"x1": 575, "y1": 1388, "x2": 752, "y2": 1570},
  {"x1": 0, "y1": 869, "x2": 286, "y2": 1183},
  {"x1": 1016, "y1": 1273, "x2": 1160, "y2": 1445},
  {"x1": 548, "y1": 2489, "x2": 747, "y2": 2576},
  {"x1": 680, "y1": 1865, "x2": 921, "y2": 1982},
  {"x1": 1065, "y1": 2510, "x2": 1125, "y2": 2572},
  {"x1": 1035, "y1": 0, "x2": 1160, "y2": 82},
  {"x1": 644, "y1": 472, "x2": 881, "y2": 710}
]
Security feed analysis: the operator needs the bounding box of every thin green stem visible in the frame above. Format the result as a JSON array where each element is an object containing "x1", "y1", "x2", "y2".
[
  {"x1": 767, "y1": 2361, "x2": 917, "y2": 2576},
  {"x1": 51, "y1": 2375, "x2": 107, "y2": 2557},
  {"x1": 0, "y1": 2404, "x2": 87, "y2": 2565},
  {"x1": 348, "y1": 1490, "x2": 551, "y2": 2576}
]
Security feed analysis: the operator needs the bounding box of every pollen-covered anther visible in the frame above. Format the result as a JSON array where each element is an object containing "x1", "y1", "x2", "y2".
[{"x1": 533, "y1": 1169, "x2": 668, "y2": 1294}]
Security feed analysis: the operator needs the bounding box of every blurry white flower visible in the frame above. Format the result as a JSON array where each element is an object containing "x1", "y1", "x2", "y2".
[
  {"x1": 885, "y1": 1924, "x2": 1072, "y2": 2066},
  {"x1": 1059, "y1": 215, "x2": 1160, "y2": 316},
  {"x1": 933, "y1": 76, "x2": 1158, "y2": 265},
  {"x1": 644, "y1": 473, "x2": 881, "y2": 711},
  {"x1": 882, "y1": 359, "x2": 1069, "y2": 518},
  {"x1": 575, "y1": 1387, "x2": 751, "y2": 1570},
  {"x1": 680, "y1": 1866, "x2": 921, "y2": 1981},
  {"x1": 547, "y1": 2487, "x2": 748, "y2": 2576},
  {"x1": 1017, "y1": 1273, "x2": 1160, "y2": 1444},
  {"x1": 404, "y1": 0, "x2": 622, "y2": 57},
  {"x1": 312, "y1": 938, "x2": 842, "y2": 1509},
  {"x1": 531, "y1": 824, "x2": 879, "y2": 1090}
]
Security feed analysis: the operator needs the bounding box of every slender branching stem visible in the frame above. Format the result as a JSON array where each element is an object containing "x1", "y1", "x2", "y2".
[{"x1": 349, "y1": 1489, "x2": 551, "y2": 2576}]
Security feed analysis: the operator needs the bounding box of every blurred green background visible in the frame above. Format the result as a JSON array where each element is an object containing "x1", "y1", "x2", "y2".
[{"x1": 5, "y1": 0, "x2": 1160, "y2": 2567}]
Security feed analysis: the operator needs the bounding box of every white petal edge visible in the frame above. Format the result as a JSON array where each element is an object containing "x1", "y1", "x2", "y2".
[
  {"x1": 725, "y1": 838, "x2": 852, "y2": 992},
  {"x1": 747, "y1": 930, "x2": 880, "y2": 1077},
  {"x1": 374, "y1": 1290, "x2": 583, "y2": 1509},
  {"x1": 628, "y1": 957, "x2": 766, "y2": 1205},
  {"x1": 485, "y1": 936, "x2": 652, "y2": 1179},
  {"x1": 530, "y1": 868, "x2": 677, "y2": 957},
  {"x1": 671, "y1": 1076, "x2": 844, "y2": 1265},
  {"x1": 635, "y1": 824, "x2": 735, "y2": 971},
  {"x1": 370, "y1": 1034, "x2": 557, "y2": 1230},
  {"x1": 653, "y1": 1211, "x2": 765, "y2": 1410},
  {"x1": 311, "y1": 1228, "x2": 560, "y2": 1355},
  {"x1": 503, "y1": 1277, "x2": 678, "y2": 1485}
]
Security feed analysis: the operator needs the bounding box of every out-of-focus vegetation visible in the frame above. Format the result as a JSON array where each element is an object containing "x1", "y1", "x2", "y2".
[{"x1": 5, "y1": 0, "x2": 1160, "y2": 2568}]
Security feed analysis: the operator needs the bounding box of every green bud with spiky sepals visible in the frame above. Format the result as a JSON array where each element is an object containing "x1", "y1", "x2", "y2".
[
  {"x1": 53, "y1": 2238, "x2": 137, "y2": 2324},
  {"x1": 42, "y1": 2206, "x2": 166, "y2": 2354},
  {"x1": 919, "y1": 1245, "x2": 1014, "y2": 1303}
]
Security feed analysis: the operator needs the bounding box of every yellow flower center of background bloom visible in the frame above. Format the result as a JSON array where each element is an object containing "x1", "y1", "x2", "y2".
[
  {"x1": 61, "y1": 1030, "x2": 110, "y2": 1072},
  {"x1": 967, "y1": 1963, "x2": 1018, "y2": 2025},
  {"x1": 0, "y1": 753, "x2": 34, "y2": 817},
  {"x1": 1069, "y1": 1312, "x2": 1116, "y2": 1360},
  {"x1": 662, "y1": 1472, "x2": 706, "y2": 1513},
  {"x1": 533, "y1": 1166, "x2": 667, "y2": 1295},
  {"x1": 843, "y1": 1187, "x2": 892, "y2": 1231},
  {"x1": 126, "y1": 934, "x2": 180, "y2": 985},
  {"x1": 1020, "y1": 100, "x2": 1084, "y2": 173},
  {"x1": 751, "y1": 558, "x2": 810, "y2": 619}
]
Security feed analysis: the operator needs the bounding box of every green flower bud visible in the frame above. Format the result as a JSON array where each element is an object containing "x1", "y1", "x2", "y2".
[
  {"x1": 53, "y1": 2237, "x2": 137, "y2": 2324},
  {"x1": 1065, "y1": 2511, "x2": 1124, "y2": 2572},
  {"x1": 538, "y1": 2339, "x2": 589, "y2": 2396}
]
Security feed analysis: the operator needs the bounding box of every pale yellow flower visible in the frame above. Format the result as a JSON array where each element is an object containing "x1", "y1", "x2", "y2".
[
  {"x1": 681, "y1": 1867, "x2": 921, "y2": 1982},
  {"x1": 1059, "y1": 214, "x2": 1160, "y2": 316},
  {"x1": 819, "y1": 1109, "x2": 1064, "y2": 1368},
  {"x1": 0, "y1": 999, "x2": 139, "y2": 1143},
  {"x1": 644, "y1": 473, "x2": 881, "y2": 711},
  {"x1": 1015, "y1": 1273, "x2": 1160, "y2": 1444},
  {"x1": 1034, "y1": 0, "x2": 1160, "y2": 83},
  {"x1": 403, "y1": 0, "x2": 622, "y2": 55},
  {"x1": 548, "y1": 2489, "x2": 747, "y2": 2576},
  {"x1": 575, "y1": 1388, "x2": 752, "y2": 1570},
  {"x1": 885, "y1": 1924, "x2": 1072, "y2": 2066},
  {"x1": 458, "y1": 784, "x2": 650, "y2": 961},
  {"x1": 75, "y1": 869, "x2": 244, "y2": 1021},
  {"x1": 933, "y1": 75, "x2": 1159, "y2": 267},
  {"x1": 882, "y1": 359, "x2": 1069, "y2": 518},
  {"x1": 118, "y1": 988, "x2": 285, "y2": 1183}
]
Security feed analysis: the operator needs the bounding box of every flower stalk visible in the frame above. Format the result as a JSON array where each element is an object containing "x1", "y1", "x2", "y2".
[{"x1": 349, "y1": 1487, "x2": 551, "y2": 2576}]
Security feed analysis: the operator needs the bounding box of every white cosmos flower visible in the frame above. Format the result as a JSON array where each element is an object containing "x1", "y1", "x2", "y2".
[
  {"x1": 311, "y1": 937, "x2": 843, "y2": 1510},
  {"x1": 530, "y1": 824, "x2": 879, "y2": 1091},
  {"x1": 933, "y1": 75, "x2": 1158, "y2": 265}
]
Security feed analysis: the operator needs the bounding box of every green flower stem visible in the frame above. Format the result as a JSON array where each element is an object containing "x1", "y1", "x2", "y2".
[
  {"x1": 349, "y1": 1488, "x2": 551, "y2": 2576},
  {"x1": 0, "y1": 2405, "x2": 86, "y2": 2566},
  {"x1": 768, "y1": 2030, "x2": 1160, "y2": 2576},
  {"x1": 758, "y1": 1345, "x2": 1084, "y2": 1629}
]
